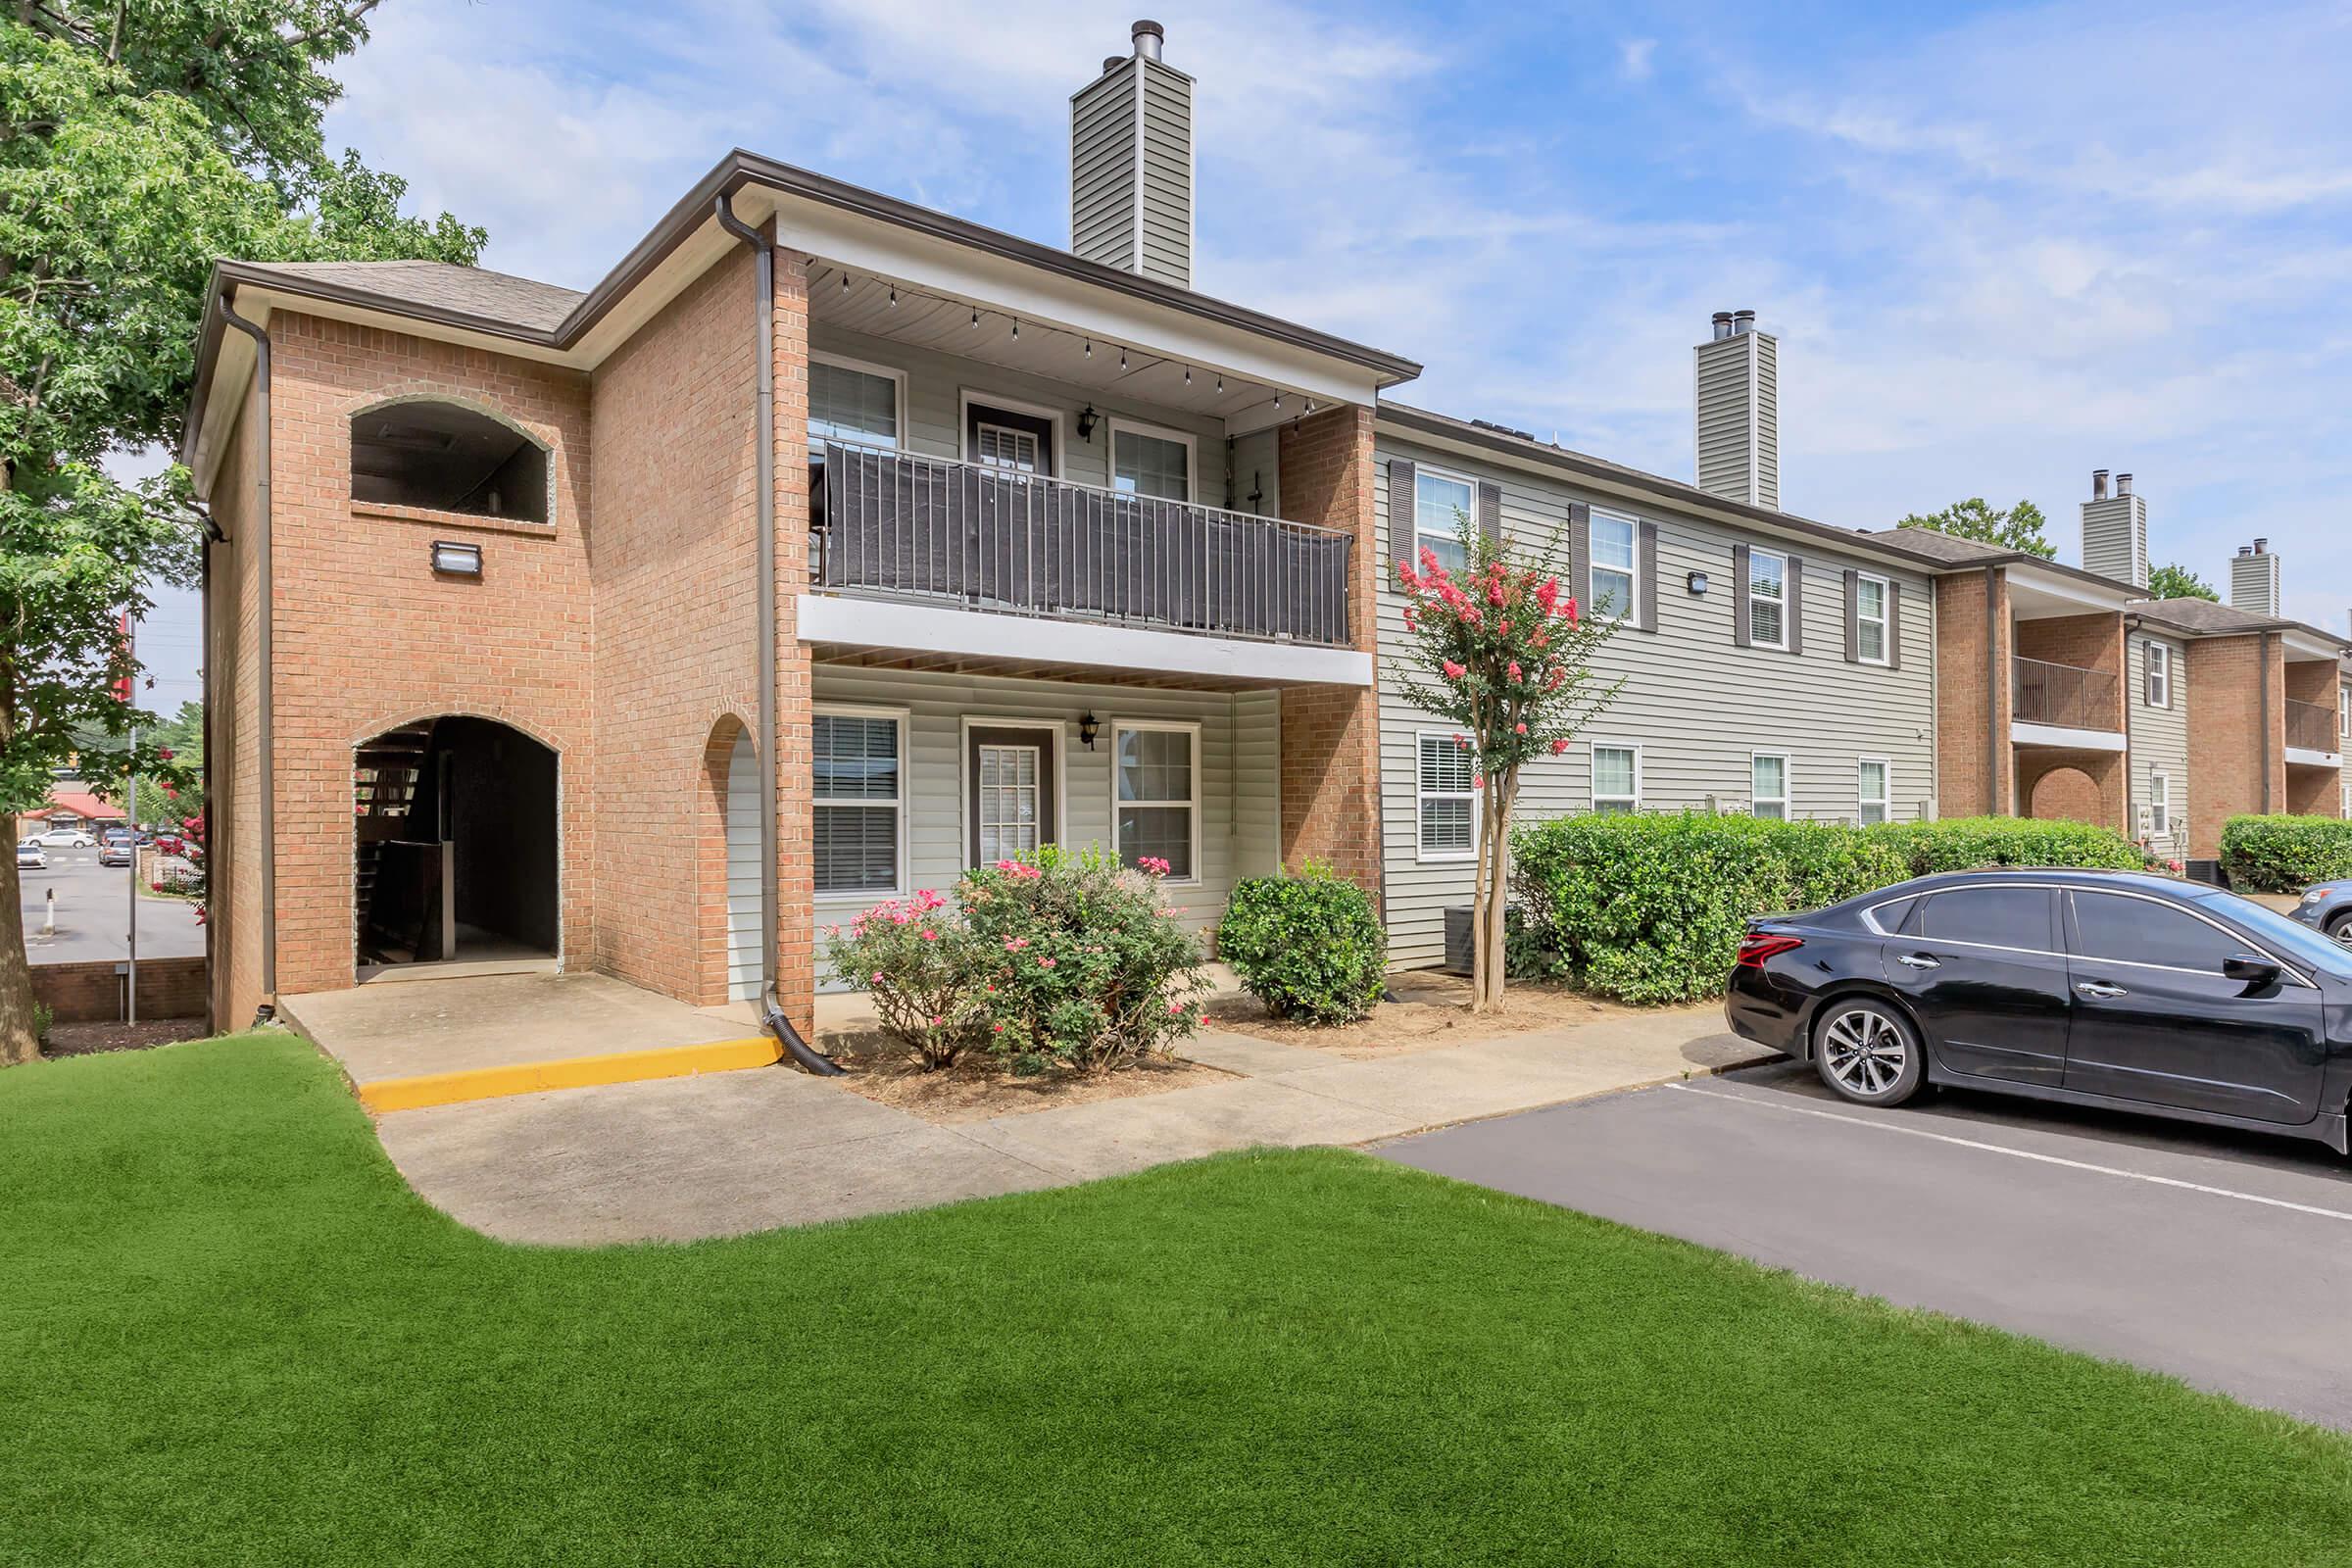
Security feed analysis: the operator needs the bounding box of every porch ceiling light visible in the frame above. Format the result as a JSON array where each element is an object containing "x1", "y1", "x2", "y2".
[{"x1": 431, "y1": 540, "x2": 483, "y2": 577}]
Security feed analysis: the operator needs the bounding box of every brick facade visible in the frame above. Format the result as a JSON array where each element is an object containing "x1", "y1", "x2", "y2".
[
  {"x1": 2184, "y1": 634, "x2": 2283, "y2": 859},
  {"x1": 1933, "y1": 568, "x2": 2012, "y2": 817},
  {"x1": 2012, "y1": 611, "x2": 2129, "y2": 833},
  {"x1": 34, "y1": 956, "x2": 208, "y2": 1025},
  {"x1": 1275, "y1": 406, "x2": 1383, "y2": 892}
]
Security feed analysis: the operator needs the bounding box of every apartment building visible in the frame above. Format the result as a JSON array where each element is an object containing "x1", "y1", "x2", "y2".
[{"x1": 182, "y1": 23, "x2": 2351, "y2": 1029}]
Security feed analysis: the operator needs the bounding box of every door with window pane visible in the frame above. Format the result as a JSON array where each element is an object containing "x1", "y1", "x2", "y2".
[
  {"x1": 965, "y1": 726, "x2": 1056, "y2": 867},
  {"x1": 1115, "y1": 726, "x2": 1195, "y2": 879}
]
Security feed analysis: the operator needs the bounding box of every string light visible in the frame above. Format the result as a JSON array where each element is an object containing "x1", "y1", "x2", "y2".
[
  {"x1": 1216, "y1": 375, "x2": 1224, "y2": 394},
  {"x1": 1084, "y1": 339, "x2": 1092, "y2": 358},
  {"x1": 971, "y1": 306, "x2": 979, "y2": 328},
  {"x1": 1011, "y1": 318, "x2": 1019, "y2": 340},
  {"x1": 1119, "y1": 348, "x2": 1128, "y2": 370},
  {"x1": 1184, "y1": 367, "x2": 1192, "y2": 384},
  {"x1": 888, "y1": 285, "x2": 897, "y2": 307},
  {"x1": 841, "y1": 272, "x2": 852, "y2": 292}
]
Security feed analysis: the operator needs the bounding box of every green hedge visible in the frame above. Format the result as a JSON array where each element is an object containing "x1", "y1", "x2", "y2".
[
  {"x1": 1216, "y1": 863, "x2": 1388, "y2": 1025},
  {"x1": 1510, "y1": 812, "x2": 2149, "y2": 1005},
  {"x1": 2220, "y1": 814, "x2": 2352, "y2": 892}
]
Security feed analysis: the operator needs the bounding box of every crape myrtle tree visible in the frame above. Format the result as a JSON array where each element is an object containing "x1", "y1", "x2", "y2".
[
  {"x1": 0, "y1": 4, "x2": 482, "y2": 1064},
  {"x1": 1394, "y1": 511, "x2": 1622, "y2": 1011}
]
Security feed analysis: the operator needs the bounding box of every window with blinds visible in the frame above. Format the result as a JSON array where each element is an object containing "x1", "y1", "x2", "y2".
[
  {"x1": 813, "y1": 711, "x2": 902, "y2": 895},
  {"x1": 1418, "y1": 734, "x2": 1476, "y2": 858},
  {"x1": 1114, "y1": 724, "x2": 1197, "y2": 879},
  {"x1": 1113, "y1": 427, "x2": 1191, "y2": 501},
  {"x1": 809, "y1": 360, "x2": 900, "y2": 449}
]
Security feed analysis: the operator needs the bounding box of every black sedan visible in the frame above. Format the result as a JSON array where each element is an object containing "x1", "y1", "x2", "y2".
[
  {"x1": 1726, "y1": 868, "x2": 2352, "y2": 1153},
  {"x1": 2285, "y1": 881, "x2": 2352, "y2": 947}
]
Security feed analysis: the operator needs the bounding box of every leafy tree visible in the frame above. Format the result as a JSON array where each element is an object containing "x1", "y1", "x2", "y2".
[
  {"x1": 2148, "y1": 563, "x2": 2219, "y2": 602},
  {"x1": 0, "y1": 6, "x2": 481, "y2": 1064},
  {"x1": 1896, "y1": 497, "x2": 2056, "y2": 559},
  {"x1": 1394, "y1": 514, "x2": 1622, "y2": 1011}
]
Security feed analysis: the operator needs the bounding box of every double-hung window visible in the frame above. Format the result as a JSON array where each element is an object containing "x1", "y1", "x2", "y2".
[
  {"x1": 1417, "y1": 733, "x2": 1477, "y2": 859},
  {"x1": 1414, "y1": 470, "x2": 1475, "y2": 577},
  {"x1": 1857, "y1": 758, "x2": 1890, "y2": 826},
  {"x1": 2147, "y1": 642, "x2": 2172, "y2": 708},
  {"x1": 809, "y1": 357, "x2": 902, "y2": 450},
  {"x1": 2149, "y1": 771, "x2": 2172, "y2": 837},
  {"x1": 812, "y1": 709, "x2": 904, "y2": 896},
  {"x1": 1751, "y1": 753, "x2": 1789, "y2": 820},
  {"x1": 1114, "y1": 722, "x2": 1199, "y2": 881},
  {"x1": 1749, "y1": 550, "x2": 1788, "y2": 650},
  {"x1": 1592, "y1": 745, "x2": 1641, "y2": 813},
  {"x1": 1591, "y1": 512, "x2": 1637, "y2": 621},
  {"x1": 1855, "y1": 574, "x2": 1889, "y2": 664},
  {"x1": 1112, "y1": 422, "x2": 1193, "y2": 502}
]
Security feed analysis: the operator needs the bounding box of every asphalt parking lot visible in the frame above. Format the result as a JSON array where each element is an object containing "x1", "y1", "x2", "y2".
[
  {"x1": 1384, "y1": 1056, "x2": 2352, "y2": 1429},
  {"x1": 19, "y1": 846, "x2": 205, "y2": 963}
]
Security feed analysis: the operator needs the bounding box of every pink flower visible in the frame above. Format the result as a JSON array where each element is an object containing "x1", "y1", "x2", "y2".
[
  {"x1": 920, "y1": 929, "x2": 940, "y2": 942},
  {"x1": 1004, "y1": 937, "x2": 1030, "y2": 952},
  {"x1": 930, "y1": 1015, "x2": 944, "y2": 1026},
  {"x1": 1497, "y1": 619, "x2": 1510, "y2": 634},
  {"x1": 1453, "y1": 732, "x2": 1468, "y2": 749},
  {"x1": 1038, "y1": 957, "x2": 1057, "y2": 969},
  {"x1": 1549, "y1": 738, "x2": 1570, "y2": 756},
  {"x1": 1442, "y1": 660, "x2": 1466, "y2": 680},
  {"x1": 1138, "y1": 856, "x2": 1172, "y2": 876},
  {"x1": 1166, "y1": 999, "x2": 1187, "y2": 1015},
  {"x1": 992, "y1": 1022, "x2": 1004, "y2": 1034},
  {"x1": 1472, "y1": 775, "x2": 1486, "y2": 789},
  {"x1": 1402, "y1": 609, "x2": 1417, "y2": 631},
  {"x1": 1507, "y1": 661, "x2": 1522, "y2": 680},
  {"x1": 871, "y1": 970, "x2": 886, "y2": 982},
  {"x1": 1514, "y1": 722, "x2": 1527, "y2": 735}
]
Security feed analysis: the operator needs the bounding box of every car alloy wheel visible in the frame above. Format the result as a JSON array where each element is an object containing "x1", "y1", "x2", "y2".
[
  {"x1": 1818, "y1": 1003, "x2": 1917, "y2": 1103},
  {"x1": 2329, "y1": 916, "x2": 2352, "y2": 949}
]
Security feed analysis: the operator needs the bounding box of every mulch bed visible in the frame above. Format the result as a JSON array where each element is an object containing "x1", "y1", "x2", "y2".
[
  {"x1": 823, "y1": 1033, "x2": 1225, "y2": 1125},
  {"x1": 41, "y1": 1017, "x2": 210, "y2": 1058},
  {"x1": 1205, "y1": 969, "x2": 1651, "y2": 1058}
]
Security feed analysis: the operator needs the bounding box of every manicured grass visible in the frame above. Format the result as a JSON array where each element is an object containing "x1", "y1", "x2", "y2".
[{"x1": 5, "y1": 1035, "x2": 2350, "y2": 1565}]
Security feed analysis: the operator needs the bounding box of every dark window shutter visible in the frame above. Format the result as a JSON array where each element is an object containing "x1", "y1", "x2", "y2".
[
  {"x1": 1476, "y1": 479, "x2": 1501, "y2": 550},
  {"x1": 1568, "y1": 502, "x2": 1591, "y2": 609},
  {"x1": 1733, "y1": 543, "x2": 1751, "y2": 649},
  {"x1": 1842, "y1": 569, "x2": 1860, "y2": 663},
  {"x1": 1788, "y1": 556, "x2": 1805, "y2": 656},
  {"x1": 1388, "y1": 459, "x2": 1416, "y2": 582},
  {"x1": 1637, "y1": 520, "x2": 1658, "y2": 632},
  {"x1": 1888, "y1": 581, "x2": 1903, "y2": 670}
]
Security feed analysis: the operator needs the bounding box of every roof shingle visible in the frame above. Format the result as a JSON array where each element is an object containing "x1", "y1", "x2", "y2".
[{"x1": 242, "y1": 261, "x2": 583, "y2": 334}]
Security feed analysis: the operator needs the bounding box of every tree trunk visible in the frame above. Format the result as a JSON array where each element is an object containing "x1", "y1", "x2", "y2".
[
  {"x1": 0, "y1": 847, "x2": 42, "y2": 1065},
  {"x1": 1467, "y1": 774, "x2": 1517, "y2": 1013}
]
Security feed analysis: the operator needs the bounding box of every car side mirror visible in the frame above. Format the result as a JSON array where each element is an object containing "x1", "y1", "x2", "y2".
[{"x1": 2222, "y1": 955, "x2": 2281, "y2": 987}]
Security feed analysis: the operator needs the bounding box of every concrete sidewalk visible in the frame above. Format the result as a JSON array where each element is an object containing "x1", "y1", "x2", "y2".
[{"x1": 373, "y1": 1004, "x2": 1772, "y2": 1246}]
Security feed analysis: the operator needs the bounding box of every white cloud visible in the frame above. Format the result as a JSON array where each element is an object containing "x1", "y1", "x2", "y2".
[{"x1": 1618, "y1": 37, "x2": 1657, "y2": 81}]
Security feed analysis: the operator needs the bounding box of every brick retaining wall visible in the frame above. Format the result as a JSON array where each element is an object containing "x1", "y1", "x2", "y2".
[{"x1": 32, "y1": 956, "x2": 208, "y2": 1024}]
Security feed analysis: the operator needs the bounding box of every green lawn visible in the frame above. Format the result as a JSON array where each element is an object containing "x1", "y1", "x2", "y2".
[{"x1": 5, "y1": 1036, "x2": 2350, "y2": 1566}]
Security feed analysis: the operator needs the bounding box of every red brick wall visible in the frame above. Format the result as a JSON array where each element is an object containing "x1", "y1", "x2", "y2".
[
  {"x1": 263, "y1": 313, "x2": 598, "y2": 999},
  {"x1": 2185, "y1": 634, "x2": 2282, "y2": 858},
  {"x1": 2014, "y1": 612, "x2": 2127, "y2": 732},
  {"x1": 2017, "y1": 749, "x2": 2127, "y2": 833},
  {"x1": 34, "y1": 956, "x2": 207, "y2": 1024},
  {"x1": 770, "y1": 244, "x2": 818, "y2": 1036},
  {"x1": 1274, "y1": 405, "x2": 1381, "y2": 892},
  {"x1": 208, "y1": 378, "x2": 261, "y2": 1026},
  {"x1": 1935, "y1": 569, "x2": 2012, "y2": 817}
]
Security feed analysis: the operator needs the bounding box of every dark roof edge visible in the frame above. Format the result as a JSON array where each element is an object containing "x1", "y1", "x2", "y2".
[{"x1": 2129, "y1": 599, "x2": 2352, "y2": 649}]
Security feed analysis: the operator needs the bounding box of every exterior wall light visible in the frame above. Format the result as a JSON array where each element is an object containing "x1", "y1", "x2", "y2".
[
  {"x1": 1076, "y1": 406, "x2": 1100, "y2": 442},
  {"x1": 1077, "y1": 711, "x2": 1100, "y2": 749},
  {"x1": 432, "y1": 540, "x2": 483, "y2": 577},
  {"x1": 1687, "y1": 570, "x2": 1710, "y2": 596}
]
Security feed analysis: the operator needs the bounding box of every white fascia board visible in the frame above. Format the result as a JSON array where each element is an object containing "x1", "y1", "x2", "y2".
[
  {"x1": 2003, "y1": 560, "x2": 2132, "y2": 613},
  {"x1": 2285, "y1": 747, "x2": 2344, "y2": 769},
  {"x1": 797, "y1": 595, "x2": 1371, "y2": 688},
  {"x1": 2011, "y1": 720, "x2": 2128, "y2": 754},
  {"x1": 188, "y1": 314, "x2": 262, "y2": 499}
]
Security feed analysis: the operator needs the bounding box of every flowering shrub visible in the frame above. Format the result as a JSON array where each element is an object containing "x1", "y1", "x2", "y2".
[
  {"x1": 821, "y1": 889, "x2": 981, "y2": 1069},
  {"x1": 1216, "y1": 861, "x2": 1387, "y2": 1025},
  {"x1": 959, "y1": 846, "x2": 1209, "y2": 1075}
]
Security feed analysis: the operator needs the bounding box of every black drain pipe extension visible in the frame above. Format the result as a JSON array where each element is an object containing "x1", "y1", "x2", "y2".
[
  {"x1": 217, "y1": 293, "x2": 277, "y2": 1025},
  {"x1": 714, "y1": 193, "x2": 842, "y2": 1076}
]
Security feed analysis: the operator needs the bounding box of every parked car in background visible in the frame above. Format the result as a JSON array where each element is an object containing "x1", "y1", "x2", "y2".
[
  {"x1": 16, "y1": 841, "x2": 46, "y2": 871},
  {"x1": 1727, "y1": 868, "x2": 2352, "y2": 1153},
  {"x1": 97, "y1": 841, "x2": 133, "y2": 868},
  {"x1": 34, "y1": 828, "x2": 95, "y2": 849},
  {"x1": 2286, "y1": 883, "x2": 2352, "y2": 947}
]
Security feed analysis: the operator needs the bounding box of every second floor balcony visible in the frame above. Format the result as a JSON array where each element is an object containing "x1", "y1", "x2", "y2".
[
  {"x1": 808, "y1": 441, "x2": 1353, "y2": 652},
  {"x1": 2286, "y1": 698, "x2": 2338, "y2": 757},
  {"x1": 2013, "y1": 656, "x2": 2119, "y2": 734}
]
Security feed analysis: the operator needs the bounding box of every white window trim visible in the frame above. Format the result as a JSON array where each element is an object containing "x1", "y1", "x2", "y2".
[
  {"x1": 2148, "y1": 770, "x2": 2172, "y2": 837},
  {"x1": 2147, "y1": 641, "x2": 2172, "y2": 709},
  {"x1": 1591, "y1": 741, "x2": 1642, "y2": 813},
  {"x1": 1857, "y1": 755, "x2": 1892, "y2": 826},
  {"x1": 2339, "y1": 684, "x2": 2347, "y2": 739},
  {"x1": 1855, "y1": 572, "x2": 1890, "y2": 666},
  {"x1": 1106, "y1": 416, "x2": 1199, "y2": 504},
  {"x1": 1749, "y1": 750, "x2": 1790, "y2": 819},
  {"x1": 956, "y1": 387, "x2": 1067, "y2": 477},
  {"x1": 1108, "y1": 716, "x2": 1202, "y2": 887},
  {"x1": 809, "y1": 351, "x2": 907, "y2": 452},
  {"x1": 1414, "y1": 730, "x2": 1480, "y2": 862},
  {"x1": 1588, "y1": 508, "x2": 1641, "y2": 624},
  {"x1": 956, "y1": 714, "x2": 1068, "y2": 873},
  {"x1": 812, "y1": 703, "x2": 910, "y2": 904},
  {"x1": 1410, "y1": 464, "x2": 1481, "y2": 568},
  {"x1": 1748, "y1": 547, "x2": 1789, "y2": 652}
]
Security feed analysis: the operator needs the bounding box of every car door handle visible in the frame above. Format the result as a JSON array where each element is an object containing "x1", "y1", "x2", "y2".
[
  {"x1": 1896, "y1": 954, "x2": 1940, "y2": 969},
  {"x1": 2075, "y1": 981, "x2": 2128, "y2": 1000}
]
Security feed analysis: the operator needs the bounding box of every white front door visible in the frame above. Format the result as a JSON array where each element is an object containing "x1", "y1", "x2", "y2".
[{"x1": 976, "y1": 744, "x2": 1043, "y2": 863}]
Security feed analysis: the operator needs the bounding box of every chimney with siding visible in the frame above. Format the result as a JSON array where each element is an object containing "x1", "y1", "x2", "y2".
[
  {"x1": 1692, "y1": 309, "x2": 1780, "y2": 509},
  {"x1": 2231, "y1": 539, "x2": 2282, "y2": 616},
  {"x1": 2081, "y1": 466, "x2": 2148, "y2": 589},
  {"x1": 1069, "y1": 21, "x2": 1195, "y2": 288}
]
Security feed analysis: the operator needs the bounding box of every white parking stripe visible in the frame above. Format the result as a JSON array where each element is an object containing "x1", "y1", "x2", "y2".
[{"x1": 1666, "y1": 1082, "x2": 2352, "y2": 1226}]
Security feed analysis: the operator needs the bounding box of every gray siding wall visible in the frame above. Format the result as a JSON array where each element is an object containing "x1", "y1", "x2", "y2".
[
  {"x1": 1695, "y1": 331, "x2": 1776, "y2": 508},
  {"x1": 811, "y1": 666, "x2": 1280, "y2": 985},
  {"x1": 1374, "y1": 434, "x2": 1938, "y2": 966},
  {"x1": 1137, "y1": 58, "x2": 1194, "y2": 288},
  {"x1": 2127, "y1": 629, "x2": 2189, "y2": 858},
  {"x1": 1070, "y1": 65, "x2": 1138, "y2": 272},
  {"x1": 811, "y1": 322, "x2": 1230, "y2": 504},
  {"x1": 1067, "y1": 57, "x2": 1193, "y2": 288},
  {"x1": 2081, "y1": 494, "x2": 2149, "y2": 589}
]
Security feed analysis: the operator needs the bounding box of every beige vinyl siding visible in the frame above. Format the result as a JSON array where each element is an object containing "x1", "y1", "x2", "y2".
[
  {"x1": 810, "y1": 323, "x2": 1228, "y2": 503},
  {"x1": 1070, "y1": 64, "x2": 1139, "y2": 271},
  {"x1": 1374, "y1": 435, "x2": 1938, "y2": 967},
  {"x1": 2127, "y1": 630, "x2": 2189, "y2": 856},
  {"x1": 1693, "y1": 332, "x2": 1761, "y2": 506},
  {"x1": 811, "y1": 666, "x2": 1279, "y2": 986},
  {"x1": 1137, "y1": 58, "x2": 1194, "y2": 287}
]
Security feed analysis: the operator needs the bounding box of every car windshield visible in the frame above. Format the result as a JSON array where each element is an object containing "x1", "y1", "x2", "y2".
[{"x1": 2185, "y1": 887, "x2": 2352, "y2": 979}]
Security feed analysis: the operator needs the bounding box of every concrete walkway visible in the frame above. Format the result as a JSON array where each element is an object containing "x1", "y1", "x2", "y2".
[{"x1": 372, "y1": 1004, "x2": 1771, "y2": 1245}]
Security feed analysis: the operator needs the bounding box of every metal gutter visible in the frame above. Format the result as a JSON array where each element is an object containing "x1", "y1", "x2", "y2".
[
  {"x1": 215, "y1": 294, "x2": 276, "y2": 1014},
  {"x1": 712, "y1": 196, "x2": 842, "y2": 1078},
  {"x1": 2261, "y1": 631, "x2": 2276, "y2": 812},
  {"x1": 1985, "y1": 564, "x2": 2002, "y2": 815}
]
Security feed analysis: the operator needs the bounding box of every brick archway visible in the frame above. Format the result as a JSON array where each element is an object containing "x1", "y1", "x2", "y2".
[
  {"x1": 2027, "y1": 765, "x2": 2101, "y2": 825},
  {"x1": 696, "y1": 716, "x2": 755, "y2": 1005}
]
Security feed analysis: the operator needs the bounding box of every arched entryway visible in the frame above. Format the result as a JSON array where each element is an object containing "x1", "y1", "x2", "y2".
[
  {"x1": 355, "y1": 716, "x2": 559, "y2": 970},
  {"x1": 2027, "y1": 764, "x2": 2101, "y2": 824},
  {"x1": 722, "y1": 729, "x2": 760, "y2": 1003}
]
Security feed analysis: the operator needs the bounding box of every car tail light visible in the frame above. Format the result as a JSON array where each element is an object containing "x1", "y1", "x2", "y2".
[{"x1": 1736, "y1": 932, "x2": 1804, "y2": 968}]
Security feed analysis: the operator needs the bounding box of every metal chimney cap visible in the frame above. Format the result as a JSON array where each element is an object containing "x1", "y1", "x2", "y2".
[
  {"x1": 2116, "y1": 472, "x2": 2132, "y2": 496},
  {"x1": 2238, "y1": 544, "x2": 2254, "y2": 555},
  {"x1": 1732, "y1": 308, "x2": 1757, "y2": 332},
  {"x1": 1131, "y1": 19, "x2": 1164, "y2": 59},
  {"x1": 2254, "y1": 537, "x2": 2270, "y2": 553},
  {"x1": 1102, "y1": 55, "x2": 1124, "y2": 74},
  {"x1": 2091, "y1": 468, "x2": 2109, "y2": 499}
]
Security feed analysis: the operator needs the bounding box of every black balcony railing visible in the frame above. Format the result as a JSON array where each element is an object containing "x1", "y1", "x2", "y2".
[
  {"x1": 809, "y1": 441, "x2": 1352, "y2": 649},
  {"x1": 2286, "y1": 698, "x2": 2337, "y2": 754},
  {"x1": 2013, "y1": 656, "x2": 2119, "y2": 730}
]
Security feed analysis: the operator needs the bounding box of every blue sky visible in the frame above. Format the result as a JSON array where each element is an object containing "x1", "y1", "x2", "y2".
[{"x1": 141, "y1": 0, "x2": 2352, "y2": 702}]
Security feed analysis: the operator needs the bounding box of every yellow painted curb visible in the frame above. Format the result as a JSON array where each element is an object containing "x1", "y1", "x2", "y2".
[{"x1": 358, "y1": 1037, "x2": 782, "y2": 1113}]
